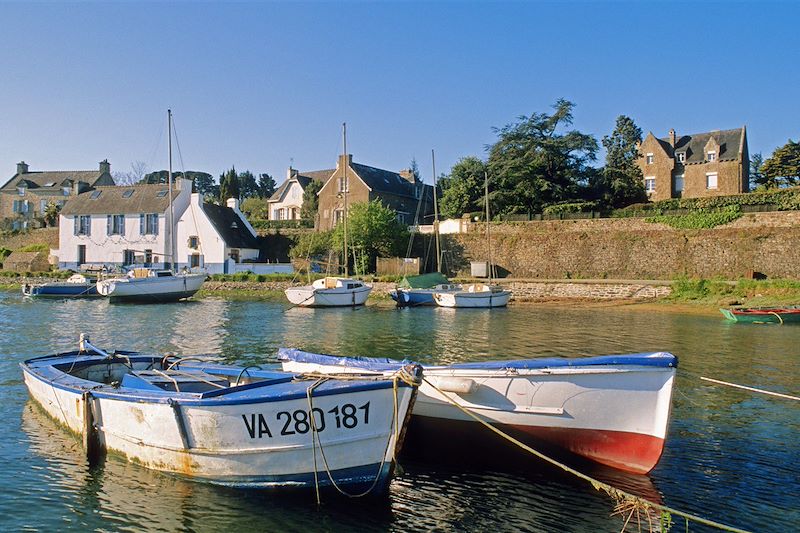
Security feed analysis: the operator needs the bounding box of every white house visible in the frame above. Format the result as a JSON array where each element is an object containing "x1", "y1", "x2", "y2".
[
  {"x1": 267, "y1": 166, "x2": 332, "y2": 220},
  {"x1": 55, "y1": 179, "x2": 268, "y2": 274}
]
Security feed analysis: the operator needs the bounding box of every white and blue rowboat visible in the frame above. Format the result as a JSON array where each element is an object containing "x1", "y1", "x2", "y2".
[
  {"x1": 432, "y1": 283, "x2": 512, "y2": 308},
  {"x1": 96, "y1": 268, "x2": 206, "y2": 303},
  {"x1": 390, "y1": 284, "x2": 463, "y2": 307},
  {"x1": 22, "y1": 273, "x2": 102, "y2": 298},
  {"x1": 285, "y1": 277, "x2": 372, "y2": 307},
  {"x1": 279, "y1": 349, "x2": 677, "y2": 475},
  {"x1": 21, "y1": 336, "x2": 421, "y2": 493}
]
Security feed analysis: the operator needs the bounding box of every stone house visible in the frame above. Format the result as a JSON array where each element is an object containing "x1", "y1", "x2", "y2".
[
  {"x1": 316, "y1": 154, "x2": 435, "y2": 231},
  {"x1": 55, "y1": 178, "x2": 259, "y2": 274},
  {"x1": 637, "y1": 127, "x2": 749, "y2": 201},
  {"x1": 0, "y1": 160, "x2": 116, "y2": 229},
  {"x1": 267, "y1": 166, "x2": 332, "y2": 221}
]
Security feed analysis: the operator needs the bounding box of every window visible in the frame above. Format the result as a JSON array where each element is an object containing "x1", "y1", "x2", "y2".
[
  {"x1": 644, "y1": 177, "x2": 656, "y2": 193},
  {"x1": 189, "y1": 254, "x2": 201, "y2": 268},
  {"x1": 707, "y1": 151, "x2": 716, "y2": 162},
  {"x1": 12, "y1": 200, "x2": 26, "y2": 213},
  {"x1": 674, "y1": 174, "x2": 685, "y2": 192},
  {"x1": 188, "y1": 236, "x2": 199, "y2": 249},
  {"x1": 40, "y1": 199, "x2": 48, "y2": 213},
  {"x1": 646, "y1": 153, "x2": 654, "y2": 165},
  {"x1": 706, "y1": 173, "x2": 718, "y2": 190},
  {"x1": 229, "y1": 249, "x2": 240, "y2": 263},
  {"x1": 144, "y1": 249, "x2": 153, "y2": 267},
  {"x1": 139, "y1": 213, "x2": 159, "y2": 235},
  {"x1": 122, "y1": 249, "x2": 136, "y2": 266},
  {"x1": 62, "y1": 187, "x2": 71, "y2": 196},
  {"x1": 17, "y1": 186, "x2": 25, "y2": 196},
  {"x1": 107, "y1": 214, "x2": 125, "y2": 235},
  {"x1": 122, "y1": 189, "x2": 134, "y2": 198},
  {"x1": 156, "y1": 190, "x2": 168, "y2": 197},
  {"x1": 273, "y1": 208, "x2": 284, "y2": 220},
  {"x1": 676, "y1": 152, "x2": 685, "y2": 163},
  {"x1": 90, "y1": 190, "x2": 102, "y2": 199},
  {"x1": 338, "y1": 176, "x2": 349, "y2": 193},
  {"x1": 74, "y1": 215, "x2": 91, "y2": 236},
  {"x1": 334, "y1": 209, "x2": 344, "y2": 224}
]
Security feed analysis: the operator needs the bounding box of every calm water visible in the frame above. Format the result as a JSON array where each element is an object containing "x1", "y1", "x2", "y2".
[{"x1": 0, "y1": 292, "x2": 798, "y2": 532}]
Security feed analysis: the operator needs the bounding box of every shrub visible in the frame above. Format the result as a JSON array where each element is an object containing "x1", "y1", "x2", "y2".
[
  {"x1": 18, "y1": 243, "x2": 50, "y2": 253},
  {"x1": 645, "y1": 206, "x2": 742, "y2": 229},
  {"x1": 542, "y1": 201, "x2": 599, "y2": 215}
]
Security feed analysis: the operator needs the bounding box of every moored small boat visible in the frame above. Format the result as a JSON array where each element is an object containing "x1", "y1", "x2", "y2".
[
  {"x1": 21, "y1": 337, "x2": 421, "y2": 493},
  {"x1": 22, "y1": 273, "x2": 102, "y2": 298},
  {"x1": 279, "y1": 349, "x2": 677, "y2": 475},
  {"x1": 389, "y1": 273, "x2": 462, "y2": 307},
  {"x1": 285, "y1": 277, "x2": 372, "y2": 307},
  {"x1": 96, "y1": 268, "x2": 206, "y2": 303},
  {"x1": 720, "y1": 306, "x2": 800, "y2": 324},
  {"x1": 433, "y1": 283, "x2": 512, "y2": 308}
]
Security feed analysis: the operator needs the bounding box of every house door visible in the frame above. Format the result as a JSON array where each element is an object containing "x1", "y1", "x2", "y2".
[{"x1": 77, "y1": 245, "x2": 86, "y2": 266}]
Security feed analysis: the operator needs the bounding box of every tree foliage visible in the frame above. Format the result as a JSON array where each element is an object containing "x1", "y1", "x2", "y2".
[
  {"x1": 240, "y1": 197, "x2": 269, "y2": 219},
  {"x1": 761, "y1": 140, "x2": 800, "y2": 188},
  {"x1": 43, "y1": 201, "x2": 61, "y2": 227},
  {"x1": 238, "y1": 170, "x2": 259, "y2": 199},
  {"x1": 749, "y1": 152, "x2": 767, "y2": 190},
  {"x1": 258, "y1": 173, "x2": 277, "y2": 198},
  {"x1": 596, "y1": 115, "x2": 647, "y2": 208},
  {"x1": 439, "y1": 157, "x2": 487, "y2": 219},
  {"x1": 142, "y1": 170, "x2": 216, "y2": 195},
  {"x1": 300, "y1": 179, "x2": 324, "y2": 222},
  {"x1": 219, "y1": 167, "x2": 241, "y2": 202},
  {"x1": 331, "y1": 200, "x2": 409, "y2": 274},
  {"x1": 487, "y1": 99, "x2": 598, "y2": 215}
]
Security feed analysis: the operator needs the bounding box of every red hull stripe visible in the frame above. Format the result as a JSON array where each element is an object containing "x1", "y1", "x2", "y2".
[{"x1": 411, "y1": 415, "x2": 665, "y2": 475}]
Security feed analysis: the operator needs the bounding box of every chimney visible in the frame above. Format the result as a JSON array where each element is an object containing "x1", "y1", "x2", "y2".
[
  {"x1": 99, "y1": 159, "x2": 111, "y2": 174},
  {"x1": 287, "y1": 166, "x2": 299, "y2": 180},
  {"x1": 399, "y1": 169, "x2": 416, "y2": 183},
  {"x1": 337, "y1": 153, "x2": 353, "y2": 169},
  {"x1": 227, "y1": 197, "x2": 240, "y2": 211},
  {"x1": 668, "y1": 129, "x2": 676, "y2": 148},
  {"x1": 17, "y1": 161, "x2": 29, "y2": 175}
]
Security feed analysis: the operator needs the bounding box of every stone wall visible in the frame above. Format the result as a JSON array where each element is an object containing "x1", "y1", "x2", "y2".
[{"x1": 444, "y1": 212, "x2": 800, "y2": 280}]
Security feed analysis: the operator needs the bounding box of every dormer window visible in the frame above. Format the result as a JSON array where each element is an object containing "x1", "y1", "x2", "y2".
[
  {"x1": 676, "y1": 152, "x2": 685, "y2": 163},
  {"x1": 62, "y1": 187, "x2": 71, "y2": 196},
  {"x1": 17, "y1": 186, "x2": 25, "y2": 196},
  {"x1": 706, "y1": 151, "x2": 716, "y2": 162},
  {"x1": 646, "y1": 153, "x2": 654, "y2": 165}
]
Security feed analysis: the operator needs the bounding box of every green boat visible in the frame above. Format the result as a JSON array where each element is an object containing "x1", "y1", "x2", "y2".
[{"x1": 720, "y1": 306, "x2": 800, "y2": 324}]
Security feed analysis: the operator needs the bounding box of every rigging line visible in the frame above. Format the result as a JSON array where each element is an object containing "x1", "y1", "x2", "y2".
[
  {"x1": 171, "y1": 116, "x2": 188, "y2": 175},
  {"x1": 147, "y1": 115, "x2": 167, "y2": 174}
]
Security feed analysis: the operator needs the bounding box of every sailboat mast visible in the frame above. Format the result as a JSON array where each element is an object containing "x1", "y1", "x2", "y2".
[
  {"x1": 431, "y1": 149, "x2": 441, "y2": 273},
  {"x1": 167, "y1": 109, "x2": 174, "y2": 270},
  {"x1": 342, "y1": 122, "x2": 348, "y2": 277},
  {"x1": 485, "y1": 172, "x2": 492, "y2": 284}
]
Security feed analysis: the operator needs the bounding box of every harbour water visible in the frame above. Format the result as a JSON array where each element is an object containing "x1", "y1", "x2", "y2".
[{"x1": 1, "y1": 292, "x2": 798, "y2": 531}]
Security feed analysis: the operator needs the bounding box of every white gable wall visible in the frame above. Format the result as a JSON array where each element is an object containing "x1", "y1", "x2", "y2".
[{"x1": 268, "y1": 180, "x2": 304, "y2": 220}]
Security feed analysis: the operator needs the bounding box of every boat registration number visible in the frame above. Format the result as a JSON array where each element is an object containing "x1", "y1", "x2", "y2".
[{"x1": 242, "y1": 402, "x2": 370, "y2": 439}]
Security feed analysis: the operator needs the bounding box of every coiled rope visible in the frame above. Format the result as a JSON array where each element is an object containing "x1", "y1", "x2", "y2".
[{"x1": 422, "y1": 376, "x2": 750, "y2": 533}]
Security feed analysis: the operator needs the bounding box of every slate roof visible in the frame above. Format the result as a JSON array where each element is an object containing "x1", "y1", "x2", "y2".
[
  {"x1": 350, "y1": 163, "x2": 418, "y2": 198},
  {"x1": 60, "y1": 184, "x2": 180, "y2": 215},
  {"x1": 660, "y1": 127, "x2": 745, "y2": 164},
  {"x1": 269, "y1": 169, "x2": 333, "y2": 202},
  {"x1": 1, "y1": 170, "x2": 111, "y2": 192},
  {"x1": 202, "y1": 202, "x2": 259, "y2": 249}
]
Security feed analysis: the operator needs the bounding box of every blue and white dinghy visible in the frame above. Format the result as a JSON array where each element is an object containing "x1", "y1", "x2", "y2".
[{"x1": 21, "y1": 335, "x2": 421, "y2": 494}]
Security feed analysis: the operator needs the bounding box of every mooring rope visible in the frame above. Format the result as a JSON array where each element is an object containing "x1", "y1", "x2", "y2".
[
  {"x1": 422, "y1": 377, "x2": 750, "y2": 533},
  {"x1": 700, "y1": 377, "x2": 800, "y2": 402}
]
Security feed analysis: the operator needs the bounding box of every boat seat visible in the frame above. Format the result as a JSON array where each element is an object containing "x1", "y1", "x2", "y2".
[{"x1": 121, "y1": 369, "x2": 228, "y2": 393}]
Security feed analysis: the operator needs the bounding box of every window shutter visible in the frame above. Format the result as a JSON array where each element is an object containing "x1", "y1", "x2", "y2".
[
  {"x1": 140, "y1": 214, "x2": 145, "y2": 235},
  {"x1": 73, "y1": 216, "x2": 78, "y2": 236},
  {"x1": 154, "y1": 215, "x2": 159, "y2": 235},
  {"x1": 119, "y1": 215, "x2": 125, "y2": 236},
  {"x1": 87, "y1": 217, "x2": 91, "y2": 236},
  {"x1": 107, "y1": 215, "x2": 112, "y2": 235}
]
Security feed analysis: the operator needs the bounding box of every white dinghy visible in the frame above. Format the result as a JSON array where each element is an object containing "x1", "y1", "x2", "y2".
[
  {"x1": 279, "y1": 349, "x2": 677, "y2": 475},
  {"x1": 21, "y1": 336, "x2": 421, "y2": 494},
  {"x1": 285, "y1": 277, "x2": 372, "y2": 307}
]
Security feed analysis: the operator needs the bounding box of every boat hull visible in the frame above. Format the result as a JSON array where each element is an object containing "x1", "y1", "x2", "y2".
[
  {"x1": 23, "y1": 283, "x2": 100, "y2": 298},
  {"x1": 434, "y1": 289, "x2": 511, "y2": 308},
  {"x1": 279, "y1": 350, "x2": 676, "y2": 474},
  {"x1": 97, "y1": 273, "x2": 206, "y2": 303},
  {"x1": 285, "y1": 286, "x2": 372, "y2": 307},
  {"x1": 720, "y1": 307, "x2": 800, "y2": 323},
  {"x1": 22, "y1": 353, "x2": 417, "y2": 490}
]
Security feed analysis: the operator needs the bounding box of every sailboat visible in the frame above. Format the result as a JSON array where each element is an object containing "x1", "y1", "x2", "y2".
[
  {"x1": 284, "y1": 123, "x2": 372, "y2": 307},
  {"x1": 96, "y1": 110, "x2": 207, "y2": 303},
  {"x1": 391, "y1": 150, "x2": 462, "y2": 307},
  {"x1": 433, "y1": 172, "x2": 511, "y2": 308}
]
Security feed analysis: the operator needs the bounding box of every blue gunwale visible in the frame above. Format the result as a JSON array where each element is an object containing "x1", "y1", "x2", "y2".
[{"x1": 22, "y1": 351, "x2": 414, "y2": 407}]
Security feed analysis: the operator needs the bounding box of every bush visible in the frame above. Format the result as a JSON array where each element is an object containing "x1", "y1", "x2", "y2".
[
  {"x1": 645, "y1": 206, "x2": 742, "y2": 229},
  {"x1": 542, "y1": 201, "x2": 599, "y2": 215},
  {"x1": 18, "y1": 243, "x2": 50, "y2": 253},
  {"x1": 251, "y1": 219, "x2": 313, "y2": 230},
  {"x1": 614, "y1": 187, "x2": 800, "y2": 217}
]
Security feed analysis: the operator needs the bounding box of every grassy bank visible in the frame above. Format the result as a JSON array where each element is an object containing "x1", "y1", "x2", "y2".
[{"x1": 666, "y1": 277, "x2": 800, "y2": 307}]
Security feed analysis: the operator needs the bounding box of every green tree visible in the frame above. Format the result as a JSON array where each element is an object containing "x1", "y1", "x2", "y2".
[
  {"x1": 761, "y1": 140, "x2": 800, "y2": 188},
  {"x1": 439, "y1": 156, "x2": 487, "y2": 219},
  {"x1": 43, "y1": 201, "x2": 61, "y2": 227},
  {"x1": 238, "y1": 170, "x2": 259, "y2": 199},
  {"x1": 258, "y1": 173, "x2": 277, "y2": 198},
  {"x1": 749, "y1": 152, "x2": 769, "y2": 190},
  {"x1": 597, "y1": 115, "x2": 647, "y2": 208},
  {"x1": 219, "y1": 167, "x2": 241, "y2": 202},
  {"x1": 487, "y1": 99, "x2": 598, "y2": 216},
  {"x1": 289, "y1": 230, "x2": 333, "y2": 259},
  {"x1": 332, "y1": 200, "x2": 409, "y2": 274},
  {"x1": 193, "y1": 171, "x2": 218, "y2": 198},
  {"x1": 240, "y1": 197, "x2": 269, "y2": 219},
  {"x1": 300, "y1": 180, "x2": 324, "y2": 221}
]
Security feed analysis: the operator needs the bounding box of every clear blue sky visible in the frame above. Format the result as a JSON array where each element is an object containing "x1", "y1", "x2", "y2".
[{"x1": 1, "y1": 1, "x2": 798, "y2": 185}]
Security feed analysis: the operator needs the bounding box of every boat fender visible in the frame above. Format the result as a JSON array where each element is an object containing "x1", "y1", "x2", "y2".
[
  {"x1": 82, "y1": 391, "x2": 105, "y2": 464},
  {"x1": 430, "y1": 376, "x2": 477, "y2": 395}
]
